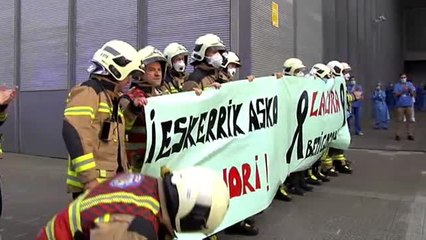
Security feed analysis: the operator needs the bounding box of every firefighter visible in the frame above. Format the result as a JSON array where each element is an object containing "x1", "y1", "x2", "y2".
[
  {"x1": 307, "y1": 63, "x2": 333, "y2": 183},
  {"x1": 36, "y1": 166, "x2": 230, "y2": 240},
  {"x1": 280, "y1": 58, "x2": 316, "y2": 196},
  {"x1": 162, "y1": 42, "x2": 189, "y2": 93},
  {"x1": 120, "y1": 46, "x2": 169, "y2": 173},
  {"x1": 63, "y1": 40, "x2": 144, "y2": 200},
  {"x1": 217, "y1": 51, "x2": 255, "y2": 83},
  {"x1": 213, "y1": 51, "x2": 258, "y2": 237},
  {"x1": 322, "y1": 61, "x2": 361, "y2": 176},
  {"x1": 182, "y1": 33, "x2": 224, "y2": 94}
]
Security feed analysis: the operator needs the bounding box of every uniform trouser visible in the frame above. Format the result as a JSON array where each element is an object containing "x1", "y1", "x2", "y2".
[
  {"x1": 328, "y1": 147, "x2": 347, "y2": 165},
  {"x1": 351, "y1": 107, "x2": 362, "y2": 134},
  {"x1": 396, "y1": 107, "x2": 414, "y2": 136},
  {"x1": 321, "y1": 148, "x2": 333, "y2": 170}
]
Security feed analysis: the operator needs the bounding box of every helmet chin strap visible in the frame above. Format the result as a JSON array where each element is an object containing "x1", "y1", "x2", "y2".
[{"x1": 157, "y1": 180, "x2": 176, "y2": 238}]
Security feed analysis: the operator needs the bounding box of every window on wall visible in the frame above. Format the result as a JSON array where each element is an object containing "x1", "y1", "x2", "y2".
[
  {"x1": 21, "y1": 0, "x2": 68, "y2": 91},
  {"x1": 75, "y1": 0, "x2": 138, "y2": 85}
]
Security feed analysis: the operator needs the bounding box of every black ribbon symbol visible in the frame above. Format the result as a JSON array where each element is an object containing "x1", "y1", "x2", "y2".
[{"x1": 286, "y1": 91, "x2": 309, "y2": 164}]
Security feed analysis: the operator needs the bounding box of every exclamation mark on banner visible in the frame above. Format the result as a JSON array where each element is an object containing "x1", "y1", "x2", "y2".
[
  {"x1": 255, "y1": 155, "x2": 261, "y2": 189},
  {"x1": 264, "y1": 153, "x2": 269, "y2": 191}
]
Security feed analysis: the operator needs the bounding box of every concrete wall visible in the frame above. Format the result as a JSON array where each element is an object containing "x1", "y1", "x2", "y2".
[{"x1": 323, "y1": 0, "x2": 403, "y2": 121}]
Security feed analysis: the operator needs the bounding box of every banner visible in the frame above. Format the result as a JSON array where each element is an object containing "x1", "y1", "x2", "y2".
[{"x1": 140, "y1": 76, "x2": 350, "y2": 239}]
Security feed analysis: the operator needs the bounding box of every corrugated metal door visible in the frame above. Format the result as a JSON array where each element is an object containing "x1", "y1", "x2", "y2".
[
  {"x1": 75, "y1": 0, "x2": 138, "y2": 84},
  {"x1": 21, "y1": 0, "x2": 68, "y2": 90},
  {"x1": 296, "y1": 0, "x2": 323, "y2": 68},
  {"x1": 251, "y1": 0, "x2": 294, "y2": 77},
  {"x1": 146, "y1": 0, "x2": 231, "y2": 72},
  {"x1": 0, "y1": 0, "x2": 14, "y2": 88}
]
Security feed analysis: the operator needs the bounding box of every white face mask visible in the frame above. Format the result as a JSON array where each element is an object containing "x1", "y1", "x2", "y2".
[
  {"x1": 206, "y1": 53, "x2": 223, "y2": 68},
  {"x1": 350, "y1": 80, "x2": 356, "y2": 85},
  {"x1": 227, "y1": 67, "x2": 237, "y2": 77},
  {"x1": 296, "y1": 72, "x2": 305, "y2": 77},
  {"x1": 344, "y1": 73, "x2": 350, "y2": 80},
  {"x1": 400, "y1": 78, "x2": 407, "y2": 83},
  {"x1": 173, "y1": 60, "x2": 186, "y2": 72}
]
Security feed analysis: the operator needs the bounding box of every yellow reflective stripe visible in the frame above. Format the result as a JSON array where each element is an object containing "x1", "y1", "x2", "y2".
[
  {"x1": 66, "y1": 174, "x2": 84, "y2": 188},
  {"x1": 98, "y1": 108, "x2": 110, "y2": 113},
  {"x1": 64, "y1": 106, "x2": 95, "y2": 119},
  {"x1": 99, "y1": 102, "x2": 109, "y2": 108},
  {"x1": 65, "y1": 106, "x2": 94, "y2": 113},
  {"x1": 68, "y1": 193, "x2": 86, "y2": 237},
  {"x1": 0, "y1": 112, "x2": 7, "y2": 122},
  {"x1": 95, "y1": 214, "x2": 111, "y2": 223},
  {"x1": 74, "y1": 159, "x2": 96, "y2": 172},
  {"x1": 332, "y1": 154, "x2": 346, "y2": 161},
  {"x1": 99, "y1": 169, "x2": 107, "y2": 178},
  {"x1": 96, "y1": 177, "x2": 107, "y2": 183},
  {"x1": 72, "y1": 153, "x2": 95, "y2": 172},
  {"x1": 125, "y1": 142, "x2": 146, "y2": 151},
  {"x1": 45, "y1": 215, "x2": 57, "y2": 240},
  {"x1": 81, "y1": 192, "x2": 160, "y2": 215},
  {"x1": 72, "y1": 153, "x2": 94, "y2": 164}
]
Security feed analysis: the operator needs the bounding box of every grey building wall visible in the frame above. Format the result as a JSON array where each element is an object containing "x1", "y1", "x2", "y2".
[
  {"x1": 404, "y1": 8, "x2": 426, "y2": 61},
  {"x1": 145, "y1": 0, "x2": 230, "y2": 64},
  {"x1": 323, "y1": 0, "x2": 403, "y2": 121},
  {"x1": 251, "y1": 0, "x2": 295, "y2": 77},
  {"x1": 0, "y1": 0, "x2": 18, "y2": 152},
  {"x1": 75, "y1": 0, "x2": 138, "y2": 84},
  {"x1": 296, "y1": 0, "x2": 323, "y2": 68}
]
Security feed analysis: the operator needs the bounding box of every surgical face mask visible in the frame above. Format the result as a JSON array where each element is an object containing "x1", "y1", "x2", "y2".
[
  {"x1": 173, "y1": 60, "x2": 186, "y2": 72},
  {"x1": 206, "y1": 53, "x2": 223, "y2": 68},
  {"x1": 296, "y1": 71, "x2": 305, "y2": 77},
  {"x1": 400, "y1": 78, "x2": 407, "y2": 83},
  {"x1": 350, "y1": 80, "x2": 356, "y2": 85},
  {"x1": 227, "y1": 67, "x2": 237, "y2": 77},
  {"x1": 344, "y1": 73, "x2": 350, "y2": 80}
]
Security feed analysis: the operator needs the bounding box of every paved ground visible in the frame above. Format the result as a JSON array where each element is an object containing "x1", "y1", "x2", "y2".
[{"x1": 0, "y1": 113, "x2": 425, "y2": 240}]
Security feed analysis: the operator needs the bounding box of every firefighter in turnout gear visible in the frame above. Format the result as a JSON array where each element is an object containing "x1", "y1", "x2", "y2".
[
  {"x1": 36, "y1": 166, "x2": 230, "y2": 240},
  {"x1": 63, "y1": 40, "x2": 144, "y2": 199},
  {"x1": 121, "y1": 45, "x2": 169, "y2": 173},
  {"x1": 214, "y1": 51, "x2": 259, "y2": 237},
  {"x1": 307, "y1": 63, "x2": 332, "y2": 183},
  {"x1": 321, "y1": 61, "x2": 361, "y2": 176},
  {"x1": 162, "y1": 43, "x2": 189, "y2": 93},
  {"x1": 278, "y1": 58, "x2": 315, "y2": 198},
  {"x1": 182, "y1": 34, "x2": 224, "y2": 94}
]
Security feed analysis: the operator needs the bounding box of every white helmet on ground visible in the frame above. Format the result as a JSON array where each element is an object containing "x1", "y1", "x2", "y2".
[
  {"x1": 162, "y1": 166, "x2": 230, "y2": 235},
  {"x1": 283, "y1": 58, "x2": 306, "y2": 76},
  {"x1": 163, "y1": 43, "x2": 189, "y2": 72},
  {"x1": 310, "y1": 63, "x2": 332, "y2": 79},
  {"x1": 191, "y1": 34, "x2": 226, "y2": 64},
  {"x1": 327, "y1": 60, "x2": 344, "y2": 77},
  {"x1": 90, "y1": 40, "x2": 144, "y2": 81}
]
